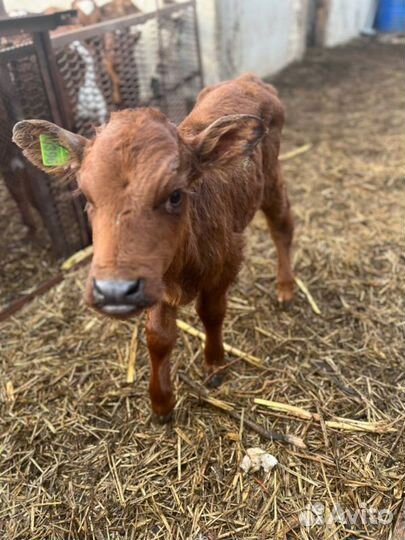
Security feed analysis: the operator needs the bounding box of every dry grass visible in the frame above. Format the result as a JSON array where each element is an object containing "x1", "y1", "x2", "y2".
[{"x1": 1, "y1": 39, "x2": 404, "y2": 539}]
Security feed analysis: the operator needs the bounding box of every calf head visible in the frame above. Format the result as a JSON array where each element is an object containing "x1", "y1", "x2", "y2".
[{"x1": 13, "y1": 109, "x2": 265, "y2": 318}]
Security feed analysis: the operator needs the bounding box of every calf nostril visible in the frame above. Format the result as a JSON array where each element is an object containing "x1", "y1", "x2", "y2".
[
  {"x1": 93, "y1": 279, "x2": 104, "y2": 296},
  {"x1": 125, "y1": 280, "x2": 140, "y2": 296},
  {"x1": 93, "y1": 279, "x2": 106, "y2": 302}
]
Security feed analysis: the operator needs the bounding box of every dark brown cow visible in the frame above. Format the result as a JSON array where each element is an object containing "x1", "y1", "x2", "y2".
[{"x1": 13, "y1": 73, "x2": 295, "y2": 420}]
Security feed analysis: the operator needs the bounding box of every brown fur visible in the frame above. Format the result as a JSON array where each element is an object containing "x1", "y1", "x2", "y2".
[
  {"x1": 13, "y1": 73, "x2": 294, "y2": 419},
  {"x1": 100, "y1": 0, "x2": 140, "y2": 19}
]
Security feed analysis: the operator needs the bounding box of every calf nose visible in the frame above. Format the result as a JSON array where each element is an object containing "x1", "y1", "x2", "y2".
[{"x1": 93, "y1": 279, "x2": 143, "y2": 306}]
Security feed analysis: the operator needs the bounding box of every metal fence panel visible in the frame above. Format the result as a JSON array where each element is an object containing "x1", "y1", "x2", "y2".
[{"x1": 0, "y1": 2, "x2": 203, "y2": 258}]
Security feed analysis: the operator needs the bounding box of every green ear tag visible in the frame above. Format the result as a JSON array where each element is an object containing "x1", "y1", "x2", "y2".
[{"x1": 39, "y1": 134, "x2": 70, "y2": 167}]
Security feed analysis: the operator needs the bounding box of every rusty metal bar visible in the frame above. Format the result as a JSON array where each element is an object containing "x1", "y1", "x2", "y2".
[
  {"x1": 0, "y1": 10, "x2": 76, "y2": 36},
  {"x1": 51, "y1": 2, "x2": 193, "y2": 48},
  {"x1": 32, "y1": 32, "x2": 64, "y2": 125},
  {"x1": 0, "y1": 251, "x2": 92, "y2": 322},
  {"x1": 0, "y1": 274, "x2": 64, "y2": 322},
  {"x1": 0, "y1": 44, "x2": 35, "y2": 63},
  {"x1": 36, "y1": 30, "x2": 73, "y2": 130}
]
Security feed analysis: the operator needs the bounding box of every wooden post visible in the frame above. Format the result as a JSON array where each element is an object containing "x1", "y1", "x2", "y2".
[
  {"x1": 315, "y1": 0, "x2": 330, "y2": 47},
  {"x1": 0, "y1": 0, "x2": 7, "y2": 18}
]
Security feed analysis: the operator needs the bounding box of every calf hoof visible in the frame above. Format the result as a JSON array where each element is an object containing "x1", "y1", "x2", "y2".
[
  {"x1": 205, "y1": 370, "x2": 225, "y2": 389},
  {"x1": 277, "y1": 281, "x2": 295, "y2": 304},
  {"x1": 152, "y1": 410, "x2": 174, "y2": 424}
]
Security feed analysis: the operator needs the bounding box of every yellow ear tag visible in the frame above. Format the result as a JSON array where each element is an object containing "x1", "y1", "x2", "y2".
[{"x1": 39, "y1": 134, "x2": 70, "y2": 167}]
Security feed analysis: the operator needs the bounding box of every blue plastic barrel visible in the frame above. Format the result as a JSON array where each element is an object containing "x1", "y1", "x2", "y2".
[{"x1": 375, "y1": 0, "x2": 405, "y2": 31}]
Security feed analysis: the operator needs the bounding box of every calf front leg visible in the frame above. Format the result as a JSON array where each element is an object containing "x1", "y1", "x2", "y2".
[
  {"x1": 196, "y1": 288, "x2": 227, "y2": 388},
  {"x1": 146, "y1": 302, "x2": 177, "y2": 421}
]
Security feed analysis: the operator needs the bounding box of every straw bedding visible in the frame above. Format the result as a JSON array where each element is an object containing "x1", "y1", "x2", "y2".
[{"x1": 1, "y1": 38, "x2": 404, "y2": 539}]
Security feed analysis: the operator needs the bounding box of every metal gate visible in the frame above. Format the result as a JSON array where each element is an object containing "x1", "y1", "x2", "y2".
[{"x1": 0, "y1": 2, "x2": 203, "y2": 258}]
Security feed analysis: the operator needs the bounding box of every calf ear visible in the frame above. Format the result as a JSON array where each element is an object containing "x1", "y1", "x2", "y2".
[
  {"x1": 12, "y1": 119, "x2": 88, "y2": 175},
  {"x1": 192, "y1": 114, "x2": 267, "y2": 164}
]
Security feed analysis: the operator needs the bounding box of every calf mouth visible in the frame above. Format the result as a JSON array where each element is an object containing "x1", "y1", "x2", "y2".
[
  {"x1": 98, "y1": 300, "x2": 155, "y2": 319},
  {"x1": 101, "y1": 304, "x2": 140, "y2": 316}
]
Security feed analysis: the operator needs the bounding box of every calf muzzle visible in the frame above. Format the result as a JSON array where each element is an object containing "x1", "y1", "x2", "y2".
[{"x1": 92, "y1": 278, "x2": 148, "y2": 315}]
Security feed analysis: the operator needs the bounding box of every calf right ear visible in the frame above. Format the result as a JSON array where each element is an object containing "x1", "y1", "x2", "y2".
[
  {"x1": 12, "y1": 120, "x2": 88, "y2": 175},
  {"x1": 190, "y1": 114, "x2": 267, "y2": 166}
]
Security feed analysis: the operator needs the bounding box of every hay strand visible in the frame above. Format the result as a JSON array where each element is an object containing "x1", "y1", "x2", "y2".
[
  {"x1": 255, "y1": 399, "x2": 398, "y2": 433},
  {"x1": 294, "y1": 276, "x2": 321, "y2": 315},
  {"x1": 279, "y1": 143, "x2": 312, "y2": 161},
  {"x1": 126, "y1": 324, "x2": 138, "y2": 383},
  {"x1": 61, "y1": 245, "x2": 94, "y2": 271}
]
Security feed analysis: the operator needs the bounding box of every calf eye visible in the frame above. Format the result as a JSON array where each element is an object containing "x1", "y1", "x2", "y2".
[{"x1": 165, "y1": 189, "x2": 183, "y2": 212}]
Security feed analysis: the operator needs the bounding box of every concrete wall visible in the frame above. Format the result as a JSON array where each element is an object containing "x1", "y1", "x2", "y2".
[
  {"x1": 323, "y1": 0, "x2": 377, "y2": 47},
  {"x1": 195, "y1": 0, "x2": 222, "y2": 85},
  {"x1": 197, "y1": 0, "x2": 309, "y2": 84}
]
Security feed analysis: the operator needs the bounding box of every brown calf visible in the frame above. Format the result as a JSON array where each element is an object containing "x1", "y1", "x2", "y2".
[{"x1": 13, "y1": 73, "x2": 294, "y2": 420}]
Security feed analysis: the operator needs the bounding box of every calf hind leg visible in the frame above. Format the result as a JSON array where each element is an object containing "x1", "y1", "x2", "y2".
[{"x1": 261, "y1": 166, "x2": 295, "y2": 303}]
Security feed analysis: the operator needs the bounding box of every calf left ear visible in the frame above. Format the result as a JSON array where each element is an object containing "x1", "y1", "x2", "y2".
[
  {"x1": 12, "y1": 119, "x2": 88, "y2": 175},
  {"x1": 191, "y1": 114, "x2": 267, "y2": 164}
]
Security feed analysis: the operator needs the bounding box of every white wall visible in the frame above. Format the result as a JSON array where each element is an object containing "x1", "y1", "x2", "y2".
[
  {"x1": 195, "y1": 0, "x2": 222, "y2": 85},
  {"x1": 197, "y1": 0, "x2": 309, "y2": 84},
  {"x1": 5, "y1": 0, "x2": 70, "y2": 12},
  {"x1": 324, "y1": 0, "x2": 377, "y2": 47},
  {"x1": 217, "y1": 0, "x2": 307, "y2": 79}
]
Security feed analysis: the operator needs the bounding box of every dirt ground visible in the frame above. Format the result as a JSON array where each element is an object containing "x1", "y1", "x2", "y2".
[{"x1": 1, "y1": 39, "x2": 404, "y2": 539}]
